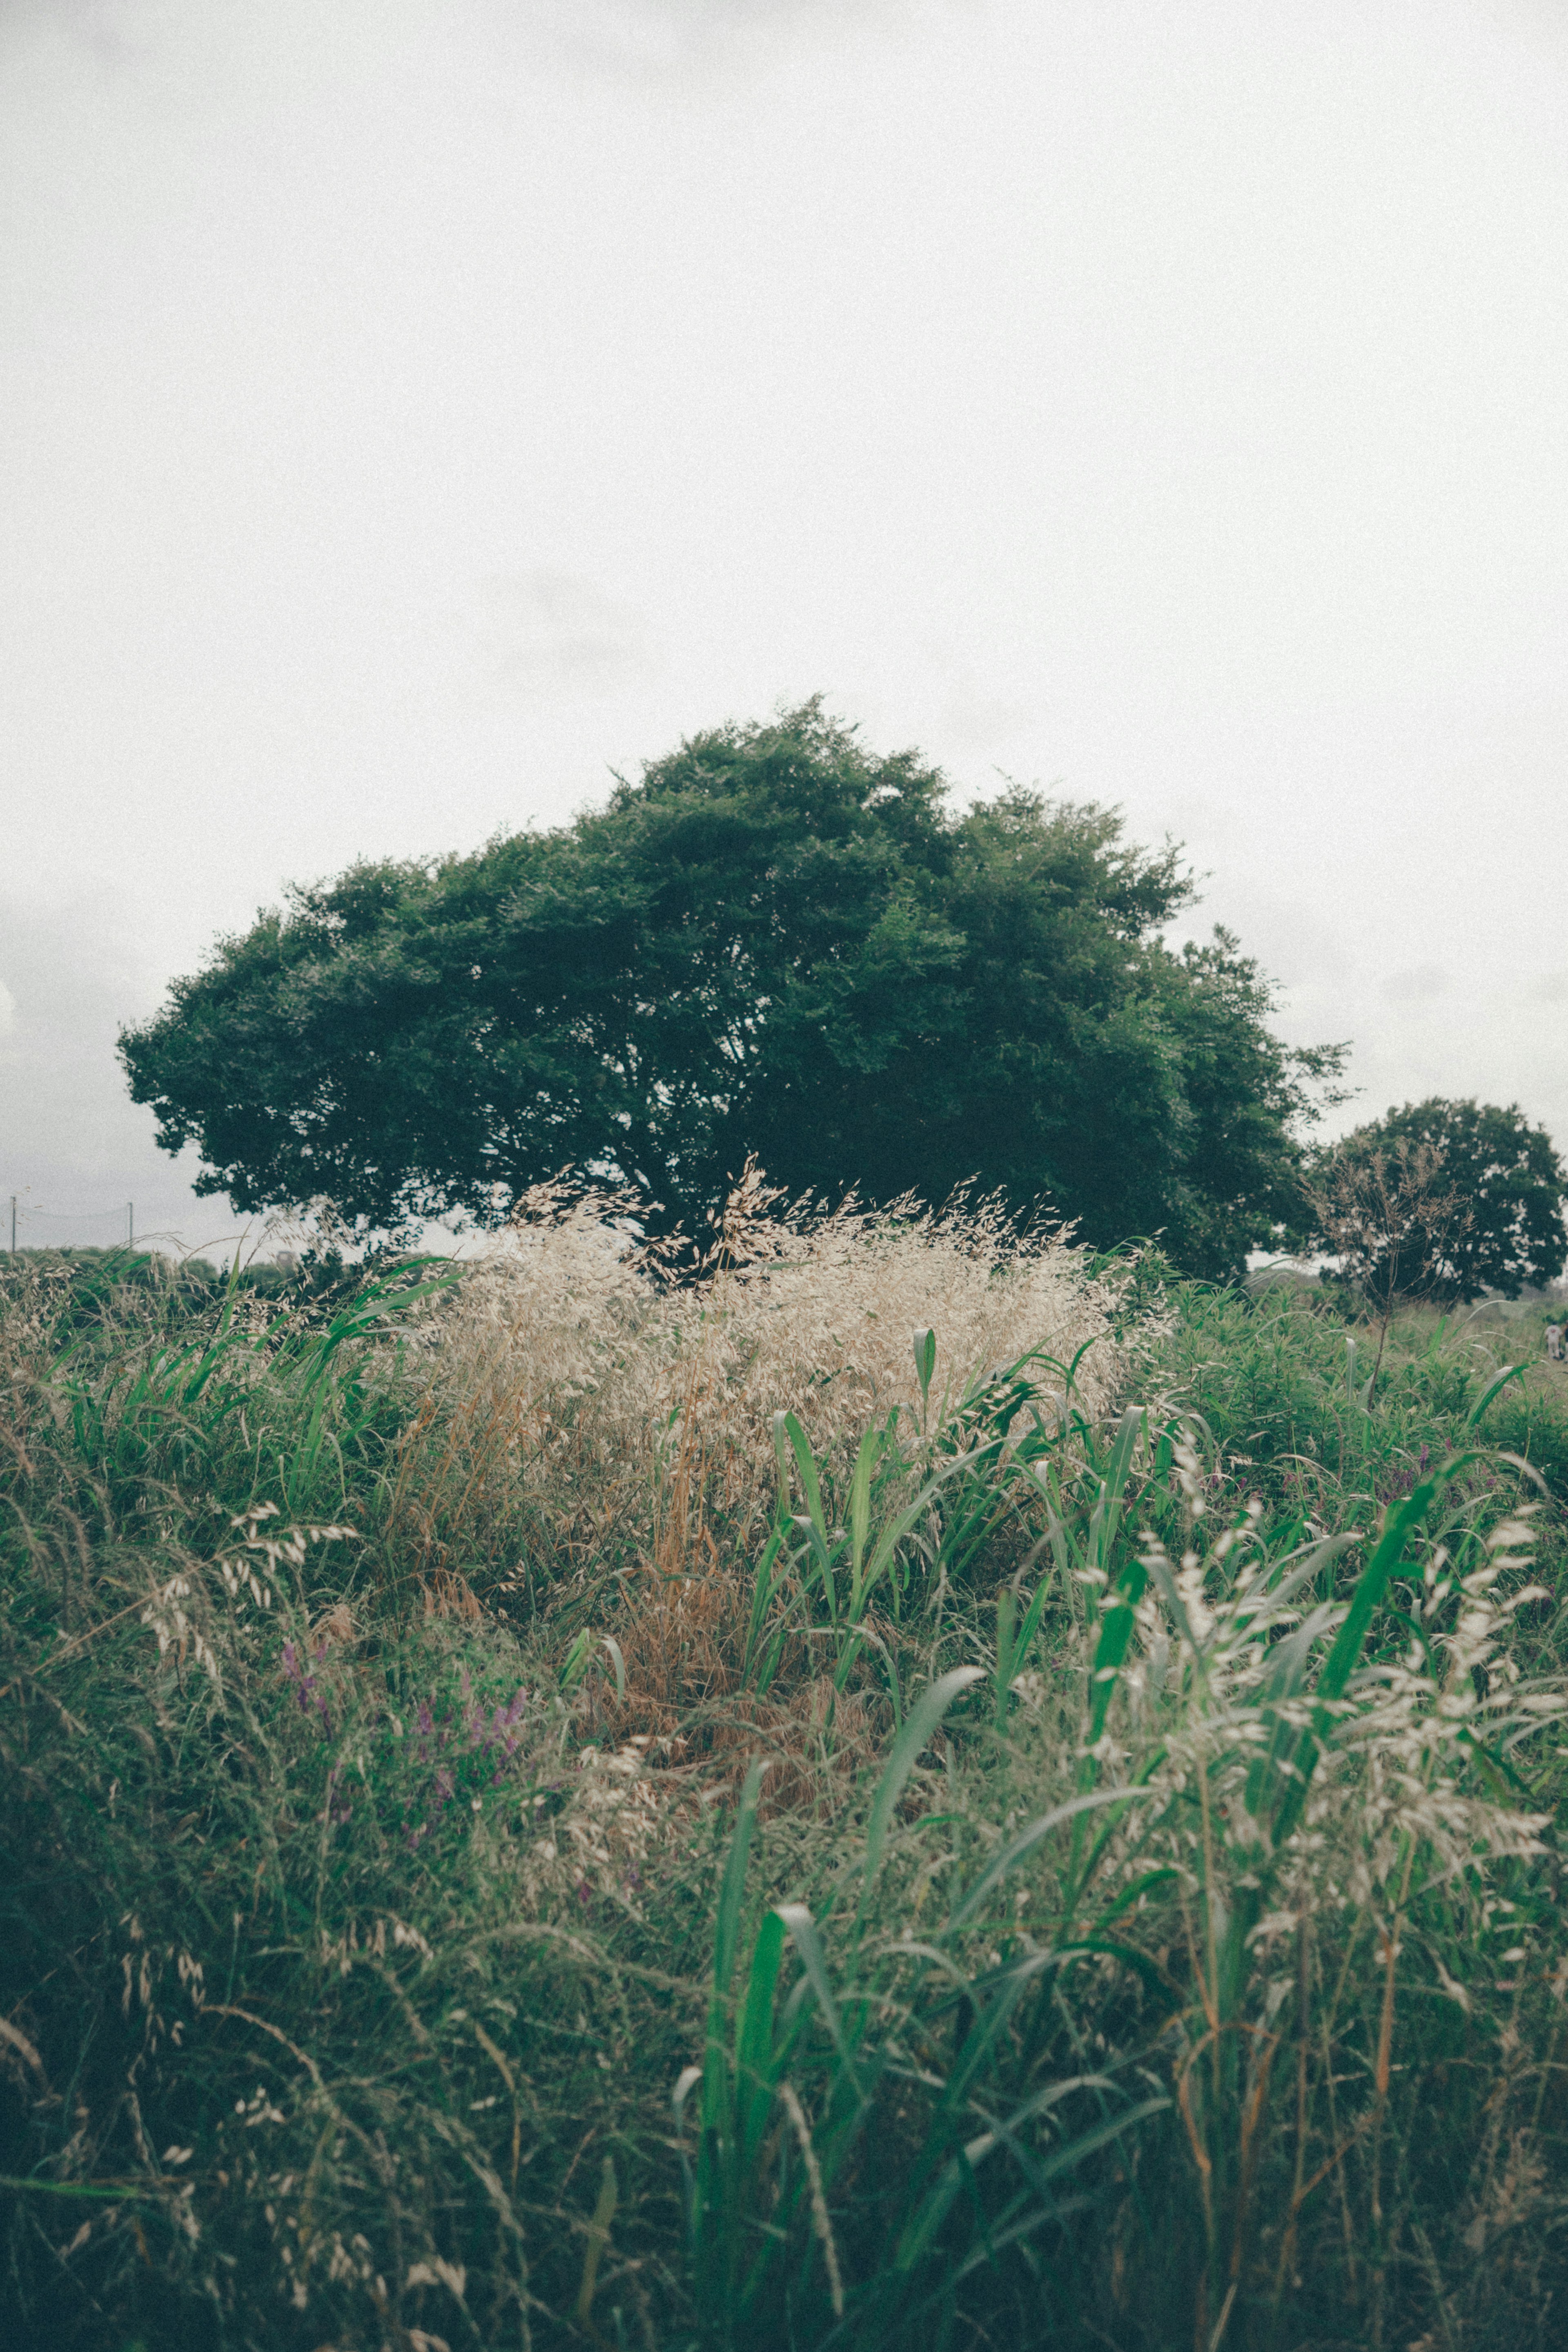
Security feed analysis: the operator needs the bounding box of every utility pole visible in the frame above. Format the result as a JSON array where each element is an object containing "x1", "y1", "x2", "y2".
[
  {"x1": 8, "y1": 1196, "x2": 14, "y2": 1255},
  {"x1": 127, "y1": 1202, "x2": 134, "y2": 1250}
]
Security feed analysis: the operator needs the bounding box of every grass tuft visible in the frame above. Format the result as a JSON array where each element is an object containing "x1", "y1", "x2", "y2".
[{"x1": 3, "y1": 1212, "x2": 1568, "y2": 2347}]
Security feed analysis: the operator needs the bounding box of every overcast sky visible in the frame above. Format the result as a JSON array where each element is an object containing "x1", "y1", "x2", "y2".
[{"x1": 3, "y1": 0, "x2": 1567, "y2": 1257}]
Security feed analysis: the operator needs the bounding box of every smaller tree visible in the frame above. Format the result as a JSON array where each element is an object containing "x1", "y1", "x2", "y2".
[
  {"x1": 1307, "y1": 1135, "x2": 1470, "y2": 1389},
  {"x1": 1308, "y1": 1096, "x2": 1568, "y2": 1317}
]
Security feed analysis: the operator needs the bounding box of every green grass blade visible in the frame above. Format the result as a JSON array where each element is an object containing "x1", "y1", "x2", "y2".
[
  {"x1": 1268, "y1": 1463, "x2": 1468, "y2": 1850},
  {"x1": 849, "y1": 1425, "x2": 878, "y2": 1595},
  {"x1": 856, "y1": 1667, "x2": 984, "y2": 1926},
  {"x1": 1084, "y1": 1556, "x2": 1149, "y2": 1750},
  {"x1": 734, "y1": 1908, "x2": 788, "y2": 2169},
  {"x1": 1094, "y1": 1405, "x2": 1144, "y2": 1571},
  {"x1": 1317, "y1": 1466, "x2": 1461, "y2": 1705},
  {"x1": 714, "y1": 1757, "x2": 767, "y2": 1999},
  {"x1": 782, "y1": 1411, "x2": 829, "y2": 1547},
  {"x1": 774, "y1": 1903, "x2": 863, "y2": 2098},
  {"x1": 913, "y1": 1324, "x2": 937, "y2": 1413},
  {"x1": 741, "y1": 1526, "x2": 788, "y2": 1687},
  {"x1": 949, "y1": 1788, "x2": 1154, "y2": 1931},
  {"x1": 1468, "y1": 1362, "x2": 1525, "y2": 1426}
]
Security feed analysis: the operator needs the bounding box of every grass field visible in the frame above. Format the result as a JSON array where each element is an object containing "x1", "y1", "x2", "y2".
[{"x1": 4, "y1": 1209, "x2": 1568, "y2": 2352}]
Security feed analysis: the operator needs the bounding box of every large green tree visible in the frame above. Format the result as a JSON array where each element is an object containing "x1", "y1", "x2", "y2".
[{"x1": 120, "y1": 704, "x2": 1343, "y2": 1278}]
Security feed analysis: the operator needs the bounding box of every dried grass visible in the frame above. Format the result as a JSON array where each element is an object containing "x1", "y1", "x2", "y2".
[
  {"x1": 389, "y1": 1185, "x2": 1125, "y2": 1770},
  {"x1": 396, "y1": 1183, "x2": 1124, "y2": 1600}
]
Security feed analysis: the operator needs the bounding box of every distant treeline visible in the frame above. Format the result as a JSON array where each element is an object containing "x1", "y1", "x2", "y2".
[{"x1": 0, "y1": 1244, "x2": 362, "y2": 1304}]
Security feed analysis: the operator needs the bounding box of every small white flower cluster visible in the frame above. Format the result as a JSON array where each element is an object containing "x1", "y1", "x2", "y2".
[
  {"x1": 117, "y1": 1916, "x2": 207, "y2": 2055},
  {"x1": 1099, "y1": 1428, "x2": 1566, "y2": 1936},
  {"x1": 520, "y1": 1740, "x2": 666, "y2": 1915},
  {"x1": 316, "y1": 1914, "x2": 432, "y2": 1976},
  {"x1": 1332, "y1": 1512, "x2": 1560, "y2": 1891},
  {"x1": 139, "y1": 1505, "x2": 358, "y2": 1690},
  {"x1": 139, "y1": 1572, "x2": 220, "y2": 1687},
  {"x1": 219, "y1": 1500, "x2": 359, "y2": 1603}
]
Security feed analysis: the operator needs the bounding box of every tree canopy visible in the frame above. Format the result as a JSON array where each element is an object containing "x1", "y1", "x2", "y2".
[
  {"x1": 120, "y1": 703, "x2": 1345, "y2": 1279},
  {"x1": 1308, "y1": 1098, "x2": 1568, "y2": 1302}
]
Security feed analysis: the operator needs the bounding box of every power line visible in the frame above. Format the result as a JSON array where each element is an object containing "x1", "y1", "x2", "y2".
[
  {"x1": 10, "y1": 1207, "x2": 129, "y2": 1221},
  {"x1": 7, "y1": 1198, "x2": 135, "y2": 1251}
]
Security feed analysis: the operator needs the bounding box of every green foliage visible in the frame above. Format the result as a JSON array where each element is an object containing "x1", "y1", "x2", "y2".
[
  {"x1": 4, "y1": 1260, "x2": 1568, "y2": 2350},
  {"x1": 5, "y1": 1244, "x2": 222, "y2": 1311},
  {"x1": 683, "y1": 1719, "x2": 1169, "y2": 2351},
  {"x1": 119, "y1": 702, "x2": 1343, "y2": 1278},
  {"x1": 1149, "y1": 1275, "x2": 1568, "y2": 1534},
  {"x1": 1310, "y1": 1096, "x2": 1568, "y2": 1300}
]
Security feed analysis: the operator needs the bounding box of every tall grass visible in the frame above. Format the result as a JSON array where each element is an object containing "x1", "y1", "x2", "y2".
[{"x1": 3, "y1": 1219, "x2": 1568, "y2": 2348}]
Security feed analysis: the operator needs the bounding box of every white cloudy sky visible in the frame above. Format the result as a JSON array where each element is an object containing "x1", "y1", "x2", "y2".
[{"x1": 3, "y1": 0, "x2": 1567, "y2": 1256}]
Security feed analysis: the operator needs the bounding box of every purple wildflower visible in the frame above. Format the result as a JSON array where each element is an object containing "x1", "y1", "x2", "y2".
[{"x1": 281, "y1": 1635, "x2": 332, "y2": 1736}]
